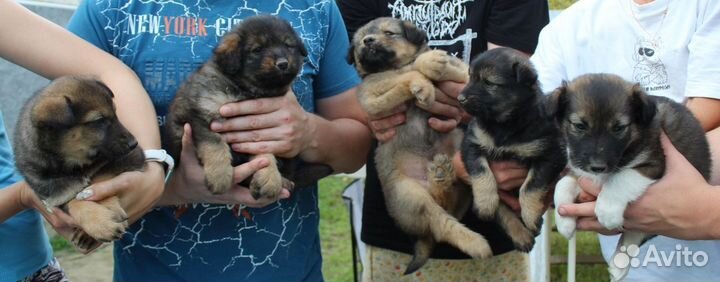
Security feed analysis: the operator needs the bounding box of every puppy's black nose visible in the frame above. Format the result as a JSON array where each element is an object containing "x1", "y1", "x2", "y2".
[
  {"x1": 363, "y1": 36, "x2": 376, "y2": 45},
  {"x1": 276, "y1": 58, "x2": 289, "y2": 70},
  {"x1": 127, "y1": 139, "x2": 138, "y2": 150}
]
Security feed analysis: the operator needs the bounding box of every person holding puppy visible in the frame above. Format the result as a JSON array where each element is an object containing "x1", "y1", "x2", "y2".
[
  {"x1": 67, "y1": 0, "x2": 371, "y2": 281},
  {"x1": 338, "y1": 0, "x2": 549, "y2": 280},
  {"x1": 0, "y1": 0, "x2": 168, "y2": 281},
  {"x1": 531, "y1": 0, "x2": 720, "y2": 280}
]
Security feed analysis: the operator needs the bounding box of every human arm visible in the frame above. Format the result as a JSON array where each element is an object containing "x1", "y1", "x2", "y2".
[
  {"x1": 683, "y1": 2, "x2": 720, "y2": 131},
  {"x1": 557, "y1": 132, "x2": 720, "y2": 239},
  {"x1": 0, "y1": 0, "x2": 165, "y2": 223}
]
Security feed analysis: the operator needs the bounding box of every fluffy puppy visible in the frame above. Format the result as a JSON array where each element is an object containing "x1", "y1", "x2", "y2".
[
  {"x1": 549, "y1": 73, "x2": 711, "y2": 281},
  {"x1": 459, "y1": 47, "x2": 566, "y2": 251},
  {"x1": 13, "y1": 76, "x2": 145, "y2": 251},
  {"x1": 349, "y1": 17, "x2": 492, "y2": 274},
  {"x1": 167, "y1": 15, "x2": 330, "y2": 199}
]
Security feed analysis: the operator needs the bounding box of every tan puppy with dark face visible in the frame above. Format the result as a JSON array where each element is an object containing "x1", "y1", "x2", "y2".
[
  {"x1": 13, "y1": 77, "x2": 146, "y2": 251},
  {"x1": 348, "y1": 17, "x2": 491, "y2": 274}
]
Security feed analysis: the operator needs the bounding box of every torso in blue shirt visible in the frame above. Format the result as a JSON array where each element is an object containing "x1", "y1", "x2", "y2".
[
  {"x1": 0, "y1": 113, "x2": 52, "y2": 282},
  {"x1": 68, "y1": 1, "x2": 359, "y2": 281}
]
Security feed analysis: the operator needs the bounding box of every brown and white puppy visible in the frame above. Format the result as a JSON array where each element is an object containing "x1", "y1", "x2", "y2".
[
  {"x1": 549, "y1": 73, "x2": 711, "y2": 281},
  {"x1": 13, "y1": 76, "x2": 145, "y2": 251},
  {"x1": 459, "y1": 47, "x2": 566, "y2": 251},
  {"x1": 349, "y1": 17, "x2": 491, "y2": 274},
  {"x1": 166, "y1": 15, "x2": 330, "y2": 199}
]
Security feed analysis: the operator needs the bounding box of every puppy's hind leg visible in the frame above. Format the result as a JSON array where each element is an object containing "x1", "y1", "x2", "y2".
[
  {"x1": 468, "y1": 157, "x2": 500, "y2": 220},
  {"x1": 609, "y1": 231, "x2": 652, "y2": 282},
  {"x1": 249, "y1": 154, "x2": 284, "y2": 200},
  {"x1": 404, "y1": 236, "x2": 434, "y2": 275},
  {"x1": 496, "y1": 204, "x2": 536, "y2": 252},
  {"x1": 67, "y1": 196, "x2": 128, "y2": 243},
  {"x1": 519, "y1": 160, "x2": 563, "y2": 233}
]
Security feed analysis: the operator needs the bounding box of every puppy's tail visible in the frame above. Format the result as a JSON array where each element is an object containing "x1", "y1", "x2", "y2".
[{"x1": 404, "y1": 237, "x2": 433, "y2": 275}]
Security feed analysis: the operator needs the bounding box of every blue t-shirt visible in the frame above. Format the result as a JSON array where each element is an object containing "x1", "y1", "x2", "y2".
[
  {"x1": 68, "y1": 1, "x2": 360, "y2": 281},
  {"x1": 0, "y1": 113, "x2": 52, "y2": 282}
]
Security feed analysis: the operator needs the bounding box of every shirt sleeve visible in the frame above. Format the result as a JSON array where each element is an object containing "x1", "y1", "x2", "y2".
[
  {"x1": 314, "y1": 2, "x2": 362, "y2": 100},
  {"x1": 530, "y1": 19, "x2": 568, "y2": 94},
  {"x1": 685, "y1": 0, "x2": 720, "y2": 99},
  {"x1": 486, "y1": 0, "x2": 550, "y2": 54},
  {"x1": 66, "y1": 0, "x2": 114, "y2": 54}
]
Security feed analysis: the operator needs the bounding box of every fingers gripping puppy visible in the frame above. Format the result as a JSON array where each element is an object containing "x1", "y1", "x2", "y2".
[
  {"x1": 349, "y1": 17, "x2": 491, "y2": 274},
  {"x1": 549, "y1": 74, "x2": 711, "y2": 281},
  {"x1": 459, "y1": 48, "x2": 567, "y2": 250},
  {"x1": 13, "y1": 77, "x2": 146, "y2": 251}
]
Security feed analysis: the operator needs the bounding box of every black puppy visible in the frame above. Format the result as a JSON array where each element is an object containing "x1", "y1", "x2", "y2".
[
  {"x1": 166, "y1": 15, "x2": 330, "y2": 199},
  {"x1": 459, "y1": 47, "x2": 566, "y2": 250}
]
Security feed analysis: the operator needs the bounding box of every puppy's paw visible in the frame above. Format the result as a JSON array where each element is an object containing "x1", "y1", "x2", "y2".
[
  {"x1": 71, "y1": 230, "x2": 103, "y2": 254},
  {"x1": 77, "y1": 205, "x2": 128, "y2": 242},
  {"x1": 519, "y1": 189, "x2": 547, "y2": 233},
  {"x1": 554, "y1": 212, "x2": 577, "y2": 239},
  {"x1": 463, "y1": 235, "x2": 493, "y2": 259},
  {"x1": 473, "y1": 192, "x2": 499, "y2": 219},
  {"x1": 205, "y1": 162, "x2": 234, "y2": 194},
  {"x1": 509, "y1": 228, "x2": 536, "y2": 252},
  {"x1": 414, "y1": 50, "x2": 450, "y2": 81},
  {"x1": 250, "y1": 165, "x2": 284, "y2": 200},
  {"x1": 428, "y1": 154, "x2": 454, "y2": 189},
  {"x1": 608, "y1": 264, "x2": 630, "y2": 282},
  {"x1": 410, "y1": 80, "x2": 435, "y2": 110},
  {"x1": 595, "y1": 201, "x2": 625, "y2": 230}
]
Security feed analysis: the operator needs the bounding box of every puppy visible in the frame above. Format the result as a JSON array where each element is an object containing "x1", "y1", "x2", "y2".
[
  {"x1": 349, "y1": 17, "x2": 492, "y2": 274},
  {"x1": 549, "y1": 73, "x2": 711, "y2": 281},
  {"x1": 459, "y1": 47, "x2": 566, "y2": 251},
  {"x1": 13, "y1": 76, "x2": 145, "y2": 251},
  {"x1": 167, "y1": 15, "x2": 330, "y2": 199}
]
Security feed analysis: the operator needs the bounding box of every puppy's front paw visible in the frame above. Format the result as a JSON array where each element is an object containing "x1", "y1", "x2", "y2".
[
  {"x1": 414, "y1": 50, "x2": 450, "y2": 81},
  {"x1": 250, "y1": 165, "x2": 284, "y2": 200},
  {"x1": 555, "y1": 212, "x2": 577, "y2": 239},
  {"x1": 76, "y1": 204, "x2": 128, "y2": 242},
  {"x1": 410, "y1": 80, "x2": 435, "y2": 110},
  {"x1": 595, "y1": 200, "x2": 625, "y2": 230},
  {"x1": 205, "y1": 162, "x2": 234, "y2": 194}
]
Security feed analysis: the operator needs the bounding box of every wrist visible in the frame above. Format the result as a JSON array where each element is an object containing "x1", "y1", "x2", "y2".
[
  {"x1": 704, "y1": 187, "x2": 720, "y2": 239},
  {"x1": 299, "y1": 113, "x2": 321, "y2": 161}
]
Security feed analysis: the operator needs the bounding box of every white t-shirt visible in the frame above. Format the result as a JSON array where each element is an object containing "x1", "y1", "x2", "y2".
[
  {"x1": 532, "y1": 0, "x2": 720, "y2": 101},
  {"x1": 531, "y1": 0, "x2": 720, "y2": 281}
]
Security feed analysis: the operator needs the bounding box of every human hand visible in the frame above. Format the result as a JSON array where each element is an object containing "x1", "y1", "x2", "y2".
[
  {"x1": 452, "y1": 153, "x2": 528, "y2": 212},
  {"x1": 161, "y1": 124, "x2": 289, "y2": 208},
  {"x1": 211, "y1": 90, "x2": 313, "y2": 159}
]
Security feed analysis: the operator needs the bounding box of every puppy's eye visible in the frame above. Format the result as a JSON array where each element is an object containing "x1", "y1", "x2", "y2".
[
  {"x1": 88, "y1": 117, "x2": 108, "y2": 127},
  {"x1": 384, "y1": 31, "x2": 396, "y2": 36},
  {"x1": 483, "y1": 78, "x2": 501, "y2": 87},
  {"x1": 571, "y1": 121, "x2": 587, "y2": 131},
  {"x1": 611, "y1": 124, "x2": 627, "y2": 133}
]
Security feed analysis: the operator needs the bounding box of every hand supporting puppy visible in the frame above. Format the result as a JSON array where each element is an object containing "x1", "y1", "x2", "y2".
[
  {"x1": 557, "y1": 134, "x2": 720, "y2": 239},
  {"x1": 159, "y1": 124, "x2": 290, "y2": 208},
  {"x1": 211, "y1": 90, "x2": 314, "y2": 159}
]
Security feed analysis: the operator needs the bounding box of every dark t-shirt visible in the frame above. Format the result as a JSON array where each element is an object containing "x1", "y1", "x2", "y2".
[{"x1": 338, "y1": 0, "x2": 549, "y2": 259}]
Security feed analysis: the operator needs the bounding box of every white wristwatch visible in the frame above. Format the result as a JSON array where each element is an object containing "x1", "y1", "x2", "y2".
[{"x1": 144, "y1": 149, "x2": 175, "y2": 182}]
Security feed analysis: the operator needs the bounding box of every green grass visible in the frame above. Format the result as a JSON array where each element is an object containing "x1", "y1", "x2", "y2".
[
  {"x1": 550, "y1": 231, "x2": 609, "y2": 282},
  {"x1": 549, "y1": 0, "x2": 575, "y2": 10},
  {"x1": 50, "y1": 234, "x2": 73, "y2": 252},
  {"x1": 318, "y1": 176, "x2": 357, "y2": 282}
]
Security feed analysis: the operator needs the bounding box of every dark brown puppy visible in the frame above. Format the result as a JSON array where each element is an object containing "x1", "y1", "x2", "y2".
[
  {"x1": 167, "y1": 15, "x2": 330, "y2": 199},
  {"x1": 13, "y1": 76, "x2": 145, "y2": 251},
  {"x1": 550, "y1": 73, "x2": 711, "y2": 281},
  {"x1": 349, "y1": 17, "x2": 491, "y2": 274},
  {"x1": 459, "y1": 47, "x2": 566, "y2": 250}
]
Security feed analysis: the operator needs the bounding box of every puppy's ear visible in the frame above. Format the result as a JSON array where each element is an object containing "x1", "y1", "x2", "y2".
[
  {"x1": 297, "y1": 40, "x2": 308, "y2": 57},
  {"x1": 214, "y1": 33, "x2": 244, "y2": 75},
  {"x1": 543, "y1": 81, "x2": 568, "y2": 122},
  {"x1": 31, "y1": 95, "x2": 75, "y2": 129},
  {"x1": 512, "y1": 61, "x2": 537, "y2": 86},
  {"x1": 630, "y1": 83, "x2": 657, "y2": 125},
  {"x1": 346, "y1": 45, "x2": 356, "y2": 65},
  {"x1": 401, "y1": 20, "x2": 427, "y2": 46},
  {"x1": 92, "y1": 80, "x2": 115, "y2": 98}
]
